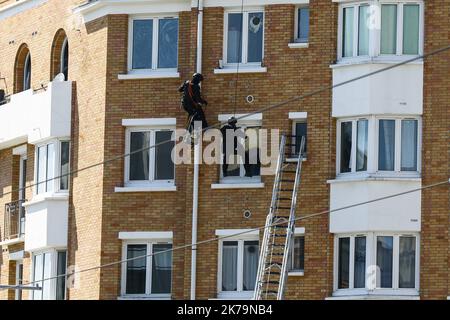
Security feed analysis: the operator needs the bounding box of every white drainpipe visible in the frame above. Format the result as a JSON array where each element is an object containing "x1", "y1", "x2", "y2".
[{"x1": 191, "y1": 0, "x2": 203, "y2": 301}]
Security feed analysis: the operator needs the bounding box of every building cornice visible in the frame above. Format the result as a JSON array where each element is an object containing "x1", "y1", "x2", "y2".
[
  {"x1": 0, "y1": 0, "x2": 47, "y2": 21},
  {"x1": 75, "y1": 0, "x2": 310, "y2": 23}
]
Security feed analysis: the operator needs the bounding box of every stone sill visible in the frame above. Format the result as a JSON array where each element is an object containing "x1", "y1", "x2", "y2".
[
  {"x1": 118, "y1": 72, "x2": 180, "y2": 80},
  {"x1": 288, "y1": 42, "x2": 309, "y2": 49},
  {"x1": 115, "y1": 186, "x2": 177, "y2": 193},
  {"x1": 211, "y1": 183, "x2": 265, "y2": 189},
  {"x1": 214, "y1": 66, "x2": 267, "y2": 74}
]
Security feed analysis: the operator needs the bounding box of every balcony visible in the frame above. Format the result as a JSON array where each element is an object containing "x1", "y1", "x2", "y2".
[
  {"x1": 1, "y1": 200, "x2": 26, "y2": 244},
  {"x1": 331, "y1": 62, "x2": 423, "y2": 118},
  {"x1": 0, "y1": 80, "x2": 72, "y2": 150}
]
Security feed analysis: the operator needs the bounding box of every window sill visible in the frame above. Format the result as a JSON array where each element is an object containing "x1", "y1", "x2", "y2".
[
  {"x1": 285, "y1": 157, "x2": 307, "y2": 163},
  {"x1": 215, "y1": 292, "x2": 254, "y2": 300},
  {"x1": 326, "y1": 295, "x2": 420, "y2": 300},
  {"x1": 331, "y1": 56, "x2": 424, "y2": 69},
  {"x1": 0, "y1": 236, "x2": 25, "y2": 247},
  {"x1": 214, "y1": 66, "x2": 267, "y2": 74},
  {"x1": 118, "y1": 71, "x2": 180, "y2": 80},
  {"x1": 328, "y1": 174, "x2": 421, "y2": 184},
  {"x1": 288, "y1": 42, "x2": 309, "y2": 49},
  {"x1": 117, "y1": 295, "x2": 171, "y2": 300},
  {"x1": 288, "y1": 271, "x2": 304, "y2": 277},
  {"x1": 115, "y1": 186, "x2": 177, "y2": 193},
  {"x1": 23, "y1": 193, "x2": 69, "y2": 207},
  {"x1": 211, "y1": 182, "x2": 265, "y2": 189}
]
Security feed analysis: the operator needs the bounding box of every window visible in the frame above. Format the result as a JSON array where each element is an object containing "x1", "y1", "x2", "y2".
[
  {"x1": 295, "y1": 7, "x2": 309, "y2": 43},
  {"x1": 125, "y1": 128, "x2": 175, "y2": 186},
  {"x1": 377, "y1": 118, "x2": 419, "y2": 172},
  {"x1": 60, "y1": 141, "x2": 70, "y2": 190},
  {"x1": 129, "y1": 16, "x2": 179, "y2": 72},
  {"x1": 339, "y1": 1, "x2": 423, "y2": 60},
  {"x1": 224, "y1": 10, "x2": 264, "y2": 65},
  {"x1": 36, "y1": 140, "x2": 70, "y2": 195},
  {"x1": 339, "y1": 119, "x2": 368, "y2": 174},
  {"x1": 32, "y1": 250, "x2": 67, "y2": 300},
  {"x1": 37, "y1": 143, "x2": 55, "y2": 194},
  {"x1": 290, "y1": 235, "x2": 305, "y2": 273},
  {"x1": 292, "y1": 121, "x2": 307, "y2": 157},
  {"x1": 335, "y1": 233, "x2": 419, "y2": 294},
  {"x1": 219, "y1": 239, "x2": 259, "y2": 298},
  {"x1": 221, "y1": 124, "x2": 261, "y2": 182},
  {"x1": 23, "y1": 52, "x2": 31, "y2": 91},
  {"x1": 122, "y1": 241, "x2": 172, "y2": 298},
  {"x1": 337, "y1": 117, "x2": 420, "y2": 175},
  {"x1": 60, "y1": 38, "x2": 69, "y2": 80}
]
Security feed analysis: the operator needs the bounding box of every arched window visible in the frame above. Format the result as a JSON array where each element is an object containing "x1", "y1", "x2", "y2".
[
  {"x1": 51, "y1": 30, "x2": 69, "y2": 81},
  {"x1": 23, "y1": 52, "x2": 31, "y2": 91},
  {"x1": 60, "y1": 38, "x2": 69, "y2": 80},
  {"x1": 14, "y1": 44, "x2": 31, "y2": 93}
]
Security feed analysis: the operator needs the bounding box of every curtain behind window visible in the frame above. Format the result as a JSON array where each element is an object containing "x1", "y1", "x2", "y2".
[
  {"x1": 130, "y1": 132, "x2": 150, "y2": 181},
  {"x1": 376, "y1": 236, "x2": 393, "y2": 288},
  {"x1": 222, "y1": 242, "x2": 238, "y2": 291},
  {"x1": 378, "y1": 120, "x2": 395, "y2": 171},
  {"x1": 399, "y1": 237, "x2": 416, "y2": 288},
  {"x1": 381, "y1": 5, "x2": 397, "y2": 54},
  {"x1": 158, "y1": 19, "x2": 179, "y2": 68},
  {"x1": 243, "y1": 241, "x2": 259, "y2": 291},
  {"x1": 343, "y1": 7, "x2": 354, "y2": 57},
  {"x1": 227, "y1": 14, "x2": 243, "y2": 63},
  {"x1": 132, "y1": 20, "x2": 153, "y2": 69},
  {"x1": 152, "y1": 244, "x2": 172, "y2": 294},
  {"x1": 358, "y1": 5, "x2": 370, "y2": 55},
  {"x1": 403, "y1": 5, "x2": 420, "y2": 54}
]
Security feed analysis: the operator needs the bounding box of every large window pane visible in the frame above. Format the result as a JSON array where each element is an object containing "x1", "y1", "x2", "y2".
[
  {"x1": 297, "y1": 7, "x2": 309, "y2": 42},
  {"x1": 338, "y1": 237, "x2": 350, "y2": 289},
  {"x1": 132, "y1": 20, "x2": 153, "y2": 69},
  {"x1": 37, "y1": 146, "x2": 47, "y2": 194},
  {"x1": 126, "y1": 244, "x2": 147, "y2": 294},
  {"x1": 295, "y1": 122, "x2": 307, "y2": 155},
  {"x1": 356, "y1": 120, "x2": 368, "y2": 172},
  {"x1": 222, "y1": 241, "x2": 238, "y2": 291},
  {"x1": 399, "y1": 237, "x2": 416, "y2": 288},
  {"x1": 403, "y1": 5, "x2": 420, "y2": 55},
  {"x1": 243, "y1": 241, "x2": 258, "y2": 291},
  {"x1": 340, "y1": 122, "x2": 352, "y2": 173},
  {"x1": 292, "y1": 236, "x2": 305, "y2": 271},
  {"x1": 401, "y1": 120, "x2": 418, "y2": 171},
  {"x1": 24, "y1": 54, "x2": 31, "y2": 91},
  {"x1": 46, "y1": 143, "x2": 54, "y2": 193},
  {"x1": 33, "y1": 254, "x2": 43, "y2": 300},
  {"x1": 342, "y1": 7, "x2": 354, "y2": 57},
  {"x1": 244, "y1": 127, "x2": 260, "y2": 177},
  {"x1": 42, "y1": 252, "x2": 52, "y2": 300},
  {"x1": 129, "y1": 132, "x2": 150, "y2": 181},
  {"x1": 60, "y1": 141, "x2": 70, "y2": 190},
  {"x1": 354, "y1": 236, "x2": 366, "y2": 288},
  {"x1": 381, "y1": 5, "x2": 397, "y2": 54},
  {"x1": 378, "y1": 120, "x2": 395, "y2": 171},
  {"x1": 227, "y1": 13, "x2": 243, "y2": 63},
  {"x1": 158, "y1": 19, "x2": 178, "y2": 68},
  {"x1": 155, "y1": 131, "x2": 175, "y2": 180},
  {"x1": 247, "y1": 12, "x2": 264, "y2": 63},
  {"x1": 358, "y1": 5, "x2": 370, "y2": 55},
  {"x1": 377, "y1": 236, "x2": 393, "y2": 288},
  {"x1": 56, "y1": 251, "x2": 67, "y2": 300},
  {"x1": 152, "y1": 244, "x2": 172, "y2": 294}
]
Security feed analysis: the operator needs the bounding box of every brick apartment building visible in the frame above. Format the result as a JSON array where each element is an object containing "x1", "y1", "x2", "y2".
[{"x1": 0, "y1": 0, "x2": 448, "y2": 300}]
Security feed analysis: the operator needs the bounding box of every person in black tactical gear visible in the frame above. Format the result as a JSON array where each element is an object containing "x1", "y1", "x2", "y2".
[{"x1": 178, "y1": 73, "x2": 208, "y2": 133}]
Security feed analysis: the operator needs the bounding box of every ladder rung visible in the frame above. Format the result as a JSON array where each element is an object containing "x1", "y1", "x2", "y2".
[
  {"x1": 277, "y1": 206, "x2": 291, "y2": 210},
  {"x1": 280, "y1": 180, "x2": 295, "y2": 183},
  {"x1": 262, "y1": 281, "x2": 279, "y2": 284},
  {"x1": 278, "y1": 189, "x2": 294, "y2": 192},
  {"x1": 274, "y1": 234, "x2": 287, "y2": 237},
  {"x1": 263, "y1": 290, "x2": 279, "y2": 295},
  {"x1": 270, "y1": 253, "x2": 285, "y2": 256},
  {"x1": 282, "y1": 170, "x2": 297, "y2": 173},
  {"x1": 277, "y1": 197, "x2": 292, "y2": 201},
  {"x1": 266, "y1": 262, "x2": 282, "y2": 267}
]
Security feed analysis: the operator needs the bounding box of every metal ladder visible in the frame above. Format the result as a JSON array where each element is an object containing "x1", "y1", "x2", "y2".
[{"x1": 254, "y1": 134, "x2": 305, "y2": 300}]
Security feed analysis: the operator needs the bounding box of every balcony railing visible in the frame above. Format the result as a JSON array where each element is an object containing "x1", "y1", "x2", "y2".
[{"x1": 2, "y1": 200, "x2": 26, "y2": 242}]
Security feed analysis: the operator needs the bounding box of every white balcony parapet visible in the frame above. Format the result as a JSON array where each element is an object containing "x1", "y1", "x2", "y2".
[
  {"x1": 0, "y1": 81, "x2": 72, "y2": 150},
  {"x1": 329, "y1": 179, "x2": 421, "y2": 234},
  {"x1": 331, "y1": 62, "x2": 423, "y2": 118}
]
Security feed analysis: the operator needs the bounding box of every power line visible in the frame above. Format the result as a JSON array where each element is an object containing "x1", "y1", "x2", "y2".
[
  {"x1": 4, "y1": 179, "x2": 448, "y2": 290},
  {"x1": 0, "y1": 44, "x2": 449, "y2": 199}
]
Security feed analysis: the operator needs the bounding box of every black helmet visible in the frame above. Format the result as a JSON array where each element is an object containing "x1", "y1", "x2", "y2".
[
  {"x1": 228, "y1": 117, "x2": 238, "y2": 126},
  {"x1": 192, "y1": 73, "x2": 204, "y2": 84}
]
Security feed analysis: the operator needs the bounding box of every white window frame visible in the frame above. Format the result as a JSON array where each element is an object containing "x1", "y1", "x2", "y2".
[
  {"x1": 217, "y1": 231, "x2": 259, "y2": 300},
  {"x1": 294, "y1": 5, "x2": 310, "y2": 43},
  {"x1": 223, "y1": 8, "x2": 265, "y2": 67},
  {"x1": 128, "y1": 15, "x2": 179, "y2": 74},
  {"x1": 34, "y1": 139, "x2": 70, "y2": 197},
  {"x1": 30, "y1": 248, "x2": 67, "y2": 300},
  {"x1": 333, "y1": 232, "x2": 420, "y2": 297},
  {"x1": 124, "y1": 125, "x2": 175, "y2": 188},
  {"x1": 336, "y1": 116, "x2": 421, "y2": 178},
  {"x1": 120, "y1": 237, "x2": 173, "y2": 300},
  {"x1": 289, "y1": 227, "x2": 305, "y2": 275},
  {"x1": 337, "y1": 0, "x2": 424, "y2": 62},
  {"x1": 218, "y1": 115, "x2": 262, "y2": 184},
  {"x1": 375, "y1": 116, "x2": 421, "y2": 175}
]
